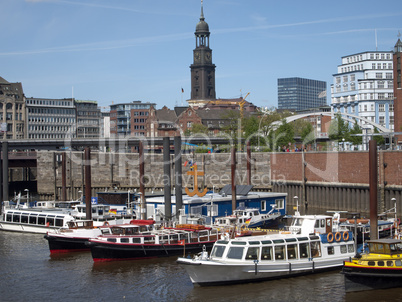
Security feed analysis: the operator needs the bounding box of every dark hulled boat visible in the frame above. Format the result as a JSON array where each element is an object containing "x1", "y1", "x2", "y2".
[
  {"x1": 342, "y1": 238, "x2": 402, "y2": 292},
  {"x1": 86, "y1": 225, "x2": 221, "y2": 262}
]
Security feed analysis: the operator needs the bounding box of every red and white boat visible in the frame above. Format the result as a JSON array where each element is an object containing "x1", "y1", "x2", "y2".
[{"x1": 44, "y1": 219, "x2": 155, "y2": 254}]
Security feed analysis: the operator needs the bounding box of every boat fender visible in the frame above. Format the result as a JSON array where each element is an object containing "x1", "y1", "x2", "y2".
[
  {"x1": 334, "y1": 232, "x2": 341, "y2": 242},
  {"x1": 103, "y1": 221, "x2": 109, "y2": 226},
  {"x1": 342, "y1": 231, "x2": 349, "y2": 241},
  {"x1": 327, "y1": 232, "x2": 334, "y2": 243}
]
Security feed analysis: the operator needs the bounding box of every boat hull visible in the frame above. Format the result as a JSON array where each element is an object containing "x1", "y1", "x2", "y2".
[
  {"x1": 343, "y1": 265, "x2": 402, "y2": 292},
  {"x1": 0, "y1": 221, "x2": 62, "y2": 234},
  {"x1": 44, "y1": 234, "x2": 91, "y2": 253},
  {"x1": 178, "y1": 257, "x2": 350, "y2": 286},
  {"x1": 87, "y1": 241, "x2": 215, "y2": 262}
]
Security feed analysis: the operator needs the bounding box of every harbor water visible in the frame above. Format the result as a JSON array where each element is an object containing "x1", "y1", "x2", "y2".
[{"x1": 1, "y1": 232, "x2": 402, "y2": 302}]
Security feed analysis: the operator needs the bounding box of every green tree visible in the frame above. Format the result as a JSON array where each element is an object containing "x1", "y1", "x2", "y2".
[
  {"x1": 190, "y1": 123, "x2": 208, "y2": 135},
  {"x1": 274, "y1": 120, "x2": 294, "y2": 151},
  {"x1": 300, "y1": 122, "x2": 315, "y2": 146},
  {"x1": 349, "y1": 121, "x2": 362, "y2": 146},
  {"x1": 329, "y1": 113, "x2": 349, "y2": 142},
  {"x1": 243, "y1": 115, "x2": 259, "y2": 146}
]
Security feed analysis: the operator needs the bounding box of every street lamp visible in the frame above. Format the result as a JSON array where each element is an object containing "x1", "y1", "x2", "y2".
[{"x1": 342, "y1": 138, "x2": 345, "y2": 151}]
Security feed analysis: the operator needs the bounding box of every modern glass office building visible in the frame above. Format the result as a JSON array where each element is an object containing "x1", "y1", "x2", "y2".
[{"x1": 278, "y1": 77, "x2": 327, "y2": 111}]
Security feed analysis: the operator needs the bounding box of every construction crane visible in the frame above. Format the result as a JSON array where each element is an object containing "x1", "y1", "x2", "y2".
[{"x1": 239, "y1": 92, "x2": 250, "y2": 119}]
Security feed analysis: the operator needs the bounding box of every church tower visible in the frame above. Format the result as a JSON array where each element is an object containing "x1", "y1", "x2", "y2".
[{"x1": 188, "y1": 1, "x2": 216, "y2": 107}]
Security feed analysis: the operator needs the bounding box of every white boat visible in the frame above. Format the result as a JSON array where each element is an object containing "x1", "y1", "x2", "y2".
[
  {"x1": 177, "y1": 212, "x2": 355, "y2": 286},
  {"x1": 0, "y1": 207, "x2": 76, "y2": 234},
  {"x1": 214, "y1": 205, "x2": 282, "y2": 229},
  {"x1": 0, "y1": 194, "x2": 132, "y2": 234}
]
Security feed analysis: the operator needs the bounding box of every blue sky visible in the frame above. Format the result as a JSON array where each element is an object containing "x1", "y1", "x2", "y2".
[{"x1": 1, "y1": 0, "x2": 401, "y2": 110}]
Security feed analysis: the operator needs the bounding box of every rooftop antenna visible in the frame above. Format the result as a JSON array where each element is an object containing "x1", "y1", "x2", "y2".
[{"x1": 375, "y1": 29, "x2": 378, "y2": 51}]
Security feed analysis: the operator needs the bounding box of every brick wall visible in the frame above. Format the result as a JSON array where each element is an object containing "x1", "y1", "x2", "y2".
[{"x1": 37, "y1": 150, "x2": 402, "y2": 195}]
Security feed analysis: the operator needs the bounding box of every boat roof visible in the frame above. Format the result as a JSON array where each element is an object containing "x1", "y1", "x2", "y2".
[
  {"x1": 146, "y1": 191, "x2": 287, "y2": 205},
  {"x1": 223, "y1": 232, "x2": 319, "y2": 243},
  {"x1": 367, "y1": 239, "x2": 402, "y2": 245}
]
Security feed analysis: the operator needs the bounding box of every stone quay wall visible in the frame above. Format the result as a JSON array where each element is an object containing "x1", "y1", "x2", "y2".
[{"x1": 36, "y1": 150, "x2": 402, "y2": 215}]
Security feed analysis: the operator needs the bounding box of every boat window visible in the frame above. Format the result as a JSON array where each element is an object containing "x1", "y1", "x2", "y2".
[
  {"x1": 101, "y1": 229, "x2": 111, "y2": 235},
  {"x1": 245, "y1": 247, "x2": 259, "y2": 260},
  {"x1": 327, "y1": 246, "x2": 334, "y2": 255},
  {"x1": 261, "y1": 200, "x2": 266, "y2": 211},
  {"x1": 211, "y1": 245, "x2": 226, "y2": 258},
  {"x1": 310, "y1": 241, "x2": 321, "y2": 258},
  {"x1": 120, "y1": 238, "x2": 129, "y2": 243},
  {"x1": 55, "y1": 217, "x2": 64, "y2": 227},
  {"x1": 377, "y1": 261, "x2": 384, "y2": 266},
  {"x1": 12, "y1": 213, "x2": 21, "y2": 223},
  {"x1": 347, "y1": 244, "x2": 354, "y2": 253},
  {"x1": 293, "y1": 218, "x2": 302, "y2": 226},
  {"x1": 231, "y1": 241, "x2": 247, "y2": 245},
  {"x1": 21, "y1": 215, "x2": 28, "y2": 223},
  {"x1": 47, "y1": 216, "x2": 55, "y2": 226},
  {"x1": 309, "y1": 235, "x2": 319, "y2": 240},
  {"x1": 216, "y1": 240, "x2": 228, "y2": 244},
  {"x1": 387, "y1": 261, "x2": 394, "y2": 267},
  {"x1": 261, "y1": 246, "x2": 272, "y2": 260},
  {"x1": 29, "y1": 214, "x2": 37, "y2": 224},
  {"x1": 111, "y1": 228, "x2": 124, "y2": 235},
  {"x1": 287, "y1": 244, "x2": 298, "y2": 259},
  {"x1": 340, "y1": 245, "x2": 347, "y2": 254},
  {"x1": 395, "y1": 260, "x2": 402, "y2": 266},
  {"x1": 249, "y1": 241, "x2": 260, "y2": 245},
  {"x1": 124, "y1": 228, "x2": 138, "y2": 235},
  {"x1": 299, "y1": 243, "x2": 309, "y2": 258},
  {"x1": 261, "y1": 240, "x2": 272, "y2": 244},
  {"x1": 107, "y1": 238, "x2": 117, "y2": 243},
  {"x1": 297, "y1": 237, "x2": 308, "y2": 241},
  {"x1": 38, "y1": 214, "x2": 46, "y2": 225},
  {"x1": 368, "y1": 261, "x2": 375, "y2": 266},
  {"x1": 285, "y1": 238, "x2": 297, "y2": 242},
  {"x1": 274, "y1": 246, "x2": 285, "y2": 260},
  {"x1": 6, "y1": 213, "x2": 12, "y2": 222},
  {"x1": 273, "y1": 239, "x2": 284, "y2": 244},
  {"x1": 227, "y1": 247, "x2": 244, "y2": 260},
  {"x1": 133, "y1": 238, "x2": 142, "y2": 243}
]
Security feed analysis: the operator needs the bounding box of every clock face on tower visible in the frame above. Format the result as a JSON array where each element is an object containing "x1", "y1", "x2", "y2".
[
  {"x1": 205, "y1": 52, "x2": 211, "y2": 63},
  {"x1": 194, "y1": 52, "x2": 200, "y2": 63}
]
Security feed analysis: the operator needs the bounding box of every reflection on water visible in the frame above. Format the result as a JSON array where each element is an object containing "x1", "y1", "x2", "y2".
[{"x1": 1, "y1": 232, "x2": 402, "y2": 302}]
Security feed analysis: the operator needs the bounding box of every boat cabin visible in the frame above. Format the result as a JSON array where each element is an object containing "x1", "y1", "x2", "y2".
[
  {"x1": 368, "y1": 239, "x2": 402, "y2": 255},
  {"x1": 288, "y1": 214, "x2": 334, "y2": 235},
  {"x1": 3, "y1": 209, "x2": 75, "y2": 228},
  {"x1": 209, "y1": 233, "x2": 355, "y2": 262}
]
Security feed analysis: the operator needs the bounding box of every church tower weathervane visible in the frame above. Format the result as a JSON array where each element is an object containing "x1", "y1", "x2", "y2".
[{"x1": 188, "y1": 0, "x2": 216, "y2": 107}]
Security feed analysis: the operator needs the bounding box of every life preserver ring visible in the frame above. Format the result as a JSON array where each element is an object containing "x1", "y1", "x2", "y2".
[
  {"x1": 343, "y1": 231, "x2": 349, "y2": 241},
  {"x1": 327, "y1": 232, "x2": 334, "y2": 243},
  {"x1": 335, "y1": 232, "x2": 342, "y2": 242},
  {"x1": 103, "y1": 221, "x2": 109, "y2": 226}
]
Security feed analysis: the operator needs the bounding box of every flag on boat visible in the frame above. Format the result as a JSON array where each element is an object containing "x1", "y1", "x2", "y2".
[
  {"x1": 184, "y1": 160, "x2": 192, "y2": 167},
  {"x1": 178, "y1": 239, "x2": 185, "y2": 245},
  {"x1": 109, "y1": 209, "x2": 117, "y2": 214},
  {"x1": 181, "y1": 87, "x2": 184, "y2": 93}
]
